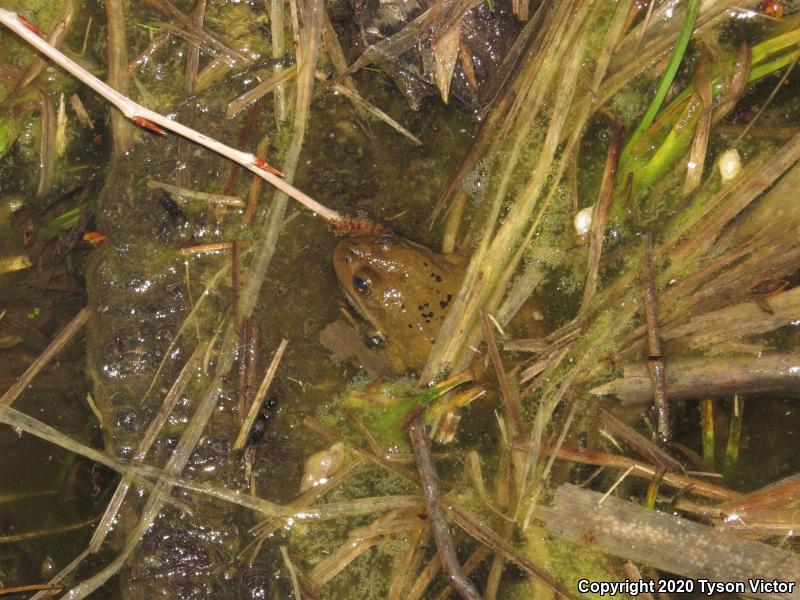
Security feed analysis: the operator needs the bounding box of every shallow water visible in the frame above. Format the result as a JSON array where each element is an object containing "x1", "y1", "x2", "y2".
[{"x1": 1, "y1": 0, "x2": 800, "y2": 598}]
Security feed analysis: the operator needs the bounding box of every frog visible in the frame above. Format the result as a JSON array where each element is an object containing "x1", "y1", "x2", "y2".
[{"x1": 332, "y1": 234, "x2": 465, "y2": 373}]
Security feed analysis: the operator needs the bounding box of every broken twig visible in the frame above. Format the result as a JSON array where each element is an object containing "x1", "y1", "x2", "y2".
[{"x1": 0, "y1": 8, "x2": 342, "y2": 224}]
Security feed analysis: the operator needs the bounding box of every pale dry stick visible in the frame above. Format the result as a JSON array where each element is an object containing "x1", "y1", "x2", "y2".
[
  {"x1": 88, "y1": 342, "x2": 208, "y2": 553},
  {"x1": 280, "y1": 546, "x2": 303, "y2": 600},
  {"x1": 0, "y1": 9, "x2": 342, "y2": 224},
  {"x1": 0, "y1": 404, "x2": 276, "y2": 514},
  {"x1": 599, "y1": 465, "x2": 635, "y2": 504},
  {"x1": 245, "y1": 457, "x2": 367, "y2": 561},
  {"x1": 233, "y1": 338, "x2": 288, "y2": 450},
  {"x1": 5, "y1": 2, "x2": 73, "y2": 99},
  {"x1": 0, "y1": 308, "x2": 89, "y2": 406},
  {"x1": 226, "y1": 65, "x2": 298, "y2": 118}
]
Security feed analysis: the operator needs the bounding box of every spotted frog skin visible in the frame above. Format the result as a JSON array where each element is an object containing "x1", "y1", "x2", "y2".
[{"x1": 332, "y1": 234, "x2": 465, "y2": 372}]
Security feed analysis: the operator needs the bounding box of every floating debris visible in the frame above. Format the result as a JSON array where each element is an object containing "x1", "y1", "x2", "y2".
[{"x1": 300, "y1": 442, "x2": 346, "y2": 492}]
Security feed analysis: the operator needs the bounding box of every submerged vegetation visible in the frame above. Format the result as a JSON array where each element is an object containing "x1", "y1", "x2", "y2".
[{"x1": 1, "y1": 0, "x2": 800, "y2": 598}]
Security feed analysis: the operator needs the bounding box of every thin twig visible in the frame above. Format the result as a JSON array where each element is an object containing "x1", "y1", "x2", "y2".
[
  {"x1": 270, "y1": 0, "x2": 288, "y2": 123},
  {"x1": 147, "y1": 179, "x2": 244, "y2": 207},
  {"x1": 445, "y1": 502, "x2": 577, "y2": 600},
  {"x1": 233, "y1": 338, "x2": 288, "y2": 450},
  {"x1": 105, "y1": 0, "x2": 134, "y2": 153},
  {"x1": 304, "y1": 417, "x2": 420, "y2": 483},
  {"x1": 280, "y1": 546, "x2": 303, "y2": 600},
  {"x1": 126, "y1": 32, "x2": 172, "y2": 73},
  {"x1": 3, "y1": 3, "x2": 73, "y2": 103},
  {"x1": 1, "y1": 308, "x2": 89, "y2": 406},
  {"x1": 532, "y1": 444, "x2": 738, "y2": 501},
  {"x1": 0, "y1": 516, "x2": 98, "y2": 543},
  {"x1": 0, "y1": 8, "x2": 342, "y2": 224},
  {"x1": 90, "y1": 342, "x2": 208, "y2": 552},
  {"x1": 635, "y1": 0, "x2": 657, "y2": 49},
  {"x1": 226, "y1": 65, "x2": 297, "y2": 118},
  {"x1": 479, "y1": 310, "x2": 522, "y2": 437},
  {"x1": 733, "y1": 56, "x2": 797, "y2": 146},
  {"x1": 343, "y1": 408, "x2": 385, "y2": 457},
  {"x1": 598, "y1": 465, "x2": 635, "y2": 504},
  {"x1": 315, "y1": 72, "x2": 423, "y2": 146},
  {"x1": 580, "y1": 124, "x2": 624, "y2": 311},
  {"x1": 0, "y1": 583, "x2": 62, "y2": 596},
  {"x1": 140, "y1": 0, "x2": 246, "y2": 64},
  {"x1": 640, "y1": 236, "x2": 670, "y2": 442},
  {"x1": 409, "y1": 418, "x2": 481, "y2": 600},
  {"x1": 713, "y1": 41, "x2": 751, "y2": 124},
  {"x1": 177, "y1": 241, "x2": 244, "y2": 255},
  {"x1": 598, "y1": 408, "x2": 683, "y2": 472}
]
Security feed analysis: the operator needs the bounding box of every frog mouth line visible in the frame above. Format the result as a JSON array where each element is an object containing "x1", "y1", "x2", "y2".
[{"x1": 340, "y1": 289, "x2": 386, "y2": 340}]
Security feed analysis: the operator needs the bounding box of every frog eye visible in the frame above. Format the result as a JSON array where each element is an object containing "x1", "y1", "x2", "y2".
[
  {"x1": 374, "y1": 234, "x2": 397, "y2": 245},
  {"x1": 352, "y1": 275, "x2": 372, "y2": 296}
]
